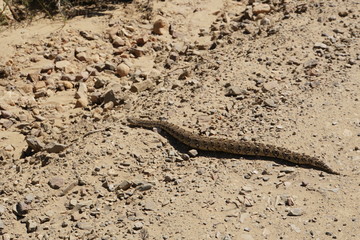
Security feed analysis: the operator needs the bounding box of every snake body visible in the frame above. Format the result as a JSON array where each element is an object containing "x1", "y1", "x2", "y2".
[{"x1": 127, "y1": 117, "x2": 339, "y2": 175}]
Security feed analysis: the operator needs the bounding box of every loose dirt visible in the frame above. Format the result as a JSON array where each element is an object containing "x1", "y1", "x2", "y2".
[{"x1": 0, "y1": 0, "x2": 359, "y2": 239}]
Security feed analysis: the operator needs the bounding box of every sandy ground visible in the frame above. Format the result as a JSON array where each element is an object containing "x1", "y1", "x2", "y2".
[{"x1": 0, "y1": 0, "x2": 359, "y2": 239}]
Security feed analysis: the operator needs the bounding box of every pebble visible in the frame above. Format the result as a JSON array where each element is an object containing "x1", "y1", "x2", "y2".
[
  {"x1": 252, "y1": 4, "x2": 271, "y2": 15},
  {"x1": 288, "y1": 208, "x2": 304, "y2": 216},
  {"x1": 45, "y1": 142, "x2": 67, "y2": 153},
  {"x1": 130, "y1": 80, "x2": 154, "y2": 92},
  {"x1": 26, "y1": 220, "x2": 37, "y2": 233},
  {"x1": 48, "y1": 177, "x2": 65, "y2": 189},
  {"x1": 239, "y1": 234, "x2": 254, "y2": 240},
  {"x1": 76, "y1": 221, "x2": 93, "y2": 230},
  {"x1": 55, "y1": 60, "x2": 71, "y2": 71},
  {"x1": 116, "y1": 63, "x2": 130, "y2": 77},
  {"x1": 76, "y1": 52, "x2": 88, "y2": 62},
  {"x1": 264, "y1": 99, "x2": 277, "y2": 107},
  {"x1": 188, "y1": 149, "x2": 198, "y2": 157},
  {"x1": 133, "y1": 222, "x2": 143, "y2": 230}
]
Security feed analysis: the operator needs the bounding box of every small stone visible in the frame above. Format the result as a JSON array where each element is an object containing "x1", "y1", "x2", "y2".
[
  {"x1": 188, "y1": 149, "x2": 198, "y2": 157},
  {"x1": 16, "y1": 201, "x2": 31, "y2": 215},
  {"x1": 239, "y1": 234, "x2": 254, "y2": 240},
  {"x1": 75, "y1": 97, "x2": 89, "y2": 108},
  {"x1": 27, "y1": 72, "x2": 39, "y2": 82},
  {"x1": 143, "y1": 200, "x2": 157, "y2": 211},
  {"x1": 288, "y1": 208, "x2": 304, "y2": 216},
  {"x1": 226, "y1": 86, "x2": 246, "y2": 96},
  {"x1": 62, "y1": 81, "x2": 73, "y2": 89},
  {"x1": 264, "y1": 99, "x2": 277, "y2": 107},
  {"x1": 48, "y1": 177, "x2": 64, "y2": 189},
  {"x1": 0, "y1": 220, "x2": 4, "y2": 230},
  {"x1": 45, "y1": 142, "x2": 67, "y2": 153},
  {"x1": 130, "y1": 80, "x2": 154, "y2": 92},
  {"x1": 130, "y1": 47, "x2": 146, "y2": 58},
  {"x1": 338, "y1": 11, "x2": 348, "y2": 17},
  {"x1": 26, "y1": 137, "x2": 45, "y2": 152},
  {"x1": 0, "y1": 65, "x2": 12, "y2": 78},
  {"x1": 33, "y1": 81, "x2": 46, "y2": 92},
  {"x1": 112, "y1": 36, "x2": 126, "y2": 47},
  {"x1": 280, "y1": 167, "x2": 296, "y2": 173},
  {"x1": 304, "y1": 59, "x2": 318, "y2": 68},
  {"x1": 116, "y1": 63, "x2": 130, "y2": 77},
  {"x1": 314, "y1": 42, "x2": 329, "y2": 49},
  {"x1": 252, "y1": 4, "x2": 271, "y2": 15},
  {"x1": 136, "y1": 183, "x2": 152, "y2": 191},
  {"x1": 289, "y1": 224, "x2": 301, "y2": 233},
  {"x1": 26, "y1": 220, "x2": 37, "y2": 233},
  {"x1": 0, "y1": 205, "x2": 5, "y2": 215},
  {"x1": 75, "y1": 47, "x2": 87, "y2": 54},
  {"x1": 241, "y1": 186, "x2": 253, "y2": 193},
  {"x1": 40, "y1": 65, "x2": 53, "y2": 73},
  {"x1": 76, "y1": 221, "x2": 92, "y2": 230},
  {"x1": 104, "y1": 61, "x2": 116, "y2": 71},
  {"x1": 55, "y1": 60, "x2": 71, "y2": 71},
  {"x1": 117, "y1": 180, "x2": 131, "y2": 190},
  {"x1": 76, "y1": 52, "x2": 88, "y2": 62},
  {"x1": 262, "y1": 81, "x2": 278, "y2": 92},
  {"x1": 133, "y1": 222, "x2": 143, "y2": 230}
]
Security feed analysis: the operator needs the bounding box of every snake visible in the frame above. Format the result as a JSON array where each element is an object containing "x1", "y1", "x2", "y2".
[{"x1": 127, "y1": 117, "x2": 340, "y2": 175}]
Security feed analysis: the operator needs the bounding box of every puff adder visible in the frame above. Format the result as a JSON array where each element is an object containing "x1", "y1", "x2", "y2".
[{"x1": 128, "y1": 117, "x2": 340, "y2": 175}]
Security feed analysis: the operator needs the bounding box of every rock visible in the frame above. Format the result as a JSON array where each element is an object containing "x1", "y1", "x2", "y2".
[
  {"x1": 338, "y1": 11, "x2": 348, "y2": 17},
  {"x1": 0, "y1": 220, "x2": 4, "y2": 230},
  {"x1": 304, "y1": 59, "x2": 318, "y2": 68},
  {"x1": 27, "y1": 72, "x2": 39, "y2": 82},
  {"x1": 75, "y1": 47, "x2": 87, "y2": 54},
  {"x1": 104, "y1": 61, "x2": 116, "y2": 71},
  {"x1": 143, "y1": 200, "x2": 157, "y2": 211},
  {"x1": 76, "y1": 52, "x2": 89, "y2": 62},
  {"x1": 288, "y1": 208, "x2": 304, "y2": 216},
  {"x1": 45, "y1": 142, "x2": 67, "y2": 153},
  {"x1": 26, "y1": 137, "x2": 45, "y2": 152},
  {"x1": 80, "y1": 30, "x2": 96, "y2": 40},
  {"x1": 130, "y1": 80, "x2": 154, "y2": 92},
  {"x1": 188, "y1": 149, "x2": 198, "y2": 157},
  {"x1": 133, "y1": 222, "x2": 143, "y2": 230},
  {"x1": 252, "y1": 4, "x2": 271, "y2": 15},
  {"x1": 75, "y1": 97, "x2": 89, "y2": 108},
  {"x1": 136, "y1": 183, "x2": 152, "y2": 191},
  {"x1": 33, "y1": 81, "x2": 46, "y2": 92},
  {"x1": 116, "y1": 63, "x2": 130, "y2": 77},
  {"x1": 61, "y1": 81, "x2": 73, "y2": 89},
  {"x1": 48, "y1": 177, "x2": 64, "y2": 189},
  {"x1": 0, "y1": 65, "x2": 12, "y2": 78},
  {"x1": 26, "y1": 220, "x2": 37, "y2": 233},
  {"x1": 76, "y1": 221, "x2": 92, "y2": 230},
  {"x1": 130, "y1": 47, "x2": 146, "y2": 58},
  {"x1": 226, "y1": 86, "x2": 246, "y2": 96},
  {"x1": 55, "y1": 60, "x2": 71, "y2": 71},
  {"x1": 16, "y1": 201, "x2": 31, "y2": 215},
  {"x1": 262, "y1": 81, "x2": 278, "y2": 92},
  {"x1": 280, "y1": 167, "x2": 296, "y2": 173},
  {"x1": 112, "y1": 36, "x2": 126, "y2": 47},
  {"x1": 0, "y1": 205, "x2": 5, "y2": 215},
  {"x1": 314, "y1": 42, "x2": 329, "y2": 50},
  {"x1": 40, "y1": 65, "x2": 53, "y2": 73},
  {"x1": 117, "y1": 180, "x2": 131, "y2": 190},
  {"x1": 153, "y1": 19, "x2": 167, "y2": 35},
  {"x1": 264, "y1": 99, "x2": 277, "y2": 107},
  {"x1": 239, "y1": 234, "x2": 254, "y2": 240},
  {"x1": 75, "y1": 71, "x2": 89, "y2": 81}
]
